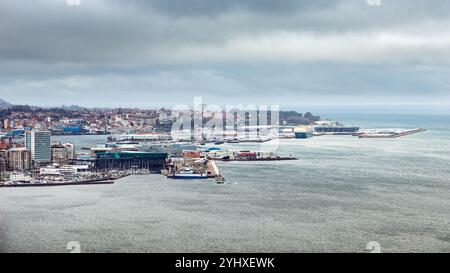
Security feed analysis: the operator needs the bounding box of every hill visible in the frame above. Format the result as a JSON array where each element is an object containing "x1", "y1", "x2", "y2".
[{"x1": 0, "y1": 99, "x2": 12, "y2": 109}]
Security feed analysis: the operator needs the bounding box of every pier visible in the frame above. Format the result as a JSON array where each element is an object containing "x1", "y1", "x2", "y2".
[
  {"x1": 206, "y1": 160, "x2": 220, "y2": 178},
  {"x1": 163, "y1": 158, "x2": 220, "y2": 179},
  {"x1": 356, "y1": 128, "x2": 426, "y2": 138},
  {"x1": 0, "y1": 179, "x2": 115, "y2": 188},
  {"x1": 208, "y1": 150, "x2": 297, "y2": 162}
]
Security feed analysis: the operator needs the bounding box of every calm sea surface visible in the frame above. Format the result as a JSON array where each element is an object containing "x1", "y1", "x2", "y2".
[{"x1": 1, "y1": 114, "x2": 449, "y2": 252}]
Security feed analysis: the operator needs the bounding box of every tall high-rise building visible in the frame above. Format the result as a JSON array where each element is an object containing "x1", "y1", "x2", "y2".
[
  {"x1": 25, "y1": 131, "x2": 52, "y2": 163},
  {"x1": 7, "y1": 148, "x2": 31, "y2": 171},
  {"x1": 0, "y1": 158, "x2": 6, "y2": 181},
  {"x1": 0, "y1": 144, "x2": 8, "y2": 180},
  {"x1": 0, "y1": 150, "x2": 6, "y2": 181},
  {"x1": 3, "y1": 119, "x2": 10, "y2": 130}
]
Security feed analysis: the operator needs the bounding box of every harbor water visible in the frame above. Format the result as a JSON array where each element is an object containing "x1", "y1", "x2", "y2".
[{"x1": 1, "y1": 114, "x2": 449, "y2": 252}]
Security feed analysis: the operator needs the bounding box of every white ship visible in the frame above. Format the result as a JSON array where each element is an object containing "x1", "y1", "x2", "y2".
[{"x1": 173, "y1": 166, "x2": 208, "y2": 179}]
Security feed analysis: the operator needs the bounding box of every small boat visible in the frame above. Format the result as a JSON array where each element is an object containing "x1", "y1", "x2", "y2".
[
  {"x1": 194, "y1": 159, "x2": 208, "y2": 164},
  {"x1": 212, "y1": 155, "x2": 230, "y2": 161},
  {"x1": 214, "y1": 140, "x2": 225, "y2": 145},
  {"x1": 172, "y1": 166, "x2": 208, "y2": 179},
  {"x1": 215, "y1": 175, "x2": 225, "y2": 184}
]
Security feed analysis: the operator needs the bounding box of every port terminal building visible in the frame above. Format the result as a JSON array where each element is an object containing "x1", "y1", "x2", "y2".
[{"x1": 93, "y1": 151, "x2": 168, "y2": 172}]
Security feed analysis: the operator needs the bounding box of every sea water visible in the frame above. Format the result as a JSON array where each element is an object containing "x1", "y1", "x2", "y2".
[{"x1": 1, "y1": 114, "x2": 449, "y2": 252}]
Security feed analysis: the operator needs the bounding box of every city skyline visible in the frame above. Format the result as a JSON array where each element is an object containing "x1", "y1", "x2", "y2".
[{"x1": 1, "y1": 0, "x2": 450, "y2": 113}]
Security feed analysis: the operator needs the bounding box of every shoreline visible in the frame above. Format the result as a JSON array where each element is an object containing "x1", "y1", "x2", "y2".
[
  {"x1": 0, "y1": 175, "x2": 133, "y2": 188},
  {"x1": 0, "y1": 180, "x2": 114, "y2": 188}
]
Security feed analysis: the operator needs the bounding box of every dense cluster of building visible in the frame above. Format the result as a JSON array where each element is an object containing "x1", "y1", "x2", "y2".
[
  {"x1": 0, "y1": 106, "x2": 176, "y2": 181},
  {"x1": 0, "y1": 103, "x2": 324, "y2": 182},
  {"x1": 0, "y1": 130, "x2": 76, "y2": 181},
  {"x1": 0, "y1": 104, "x2": 322, "y2": 136},
  {"x1": 0, "y1": 105, "x2": 175, "y2": 136}
]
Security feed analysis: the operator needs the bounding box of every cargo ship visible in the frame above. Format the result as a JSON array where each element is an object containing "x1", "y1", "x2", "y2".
[
  {"x1": 313, "y1": 122, "x2": 359, "y2": 135},
  {"x1": 294, "y1": 126, "x2": 314, "y2": 139}
]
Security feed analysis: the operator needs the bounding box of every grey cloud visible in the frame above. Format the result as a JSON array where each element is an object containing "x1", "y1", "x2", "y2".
[
  {"x1": 1, "y1": 0, "x2": 450, "y2": 65},
  {"x1": 1, "y1": 64, "x2": 448, "y2": 108},
  {"x1": 0, "y1": 0, "x2": 449, "y2": 111},
  {"x1": 118, "y1": 0, "x2": 338, "y2": 16}
]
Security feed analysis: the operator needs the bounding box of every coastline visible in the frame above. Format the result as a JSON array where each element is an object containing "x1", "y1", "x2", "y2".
[
  {"x1": 1, "y1": 114, "x2": 448, "y2": 252},
  {"x1": 0, "y1": 175, "x2": 132, "y2": 188}
]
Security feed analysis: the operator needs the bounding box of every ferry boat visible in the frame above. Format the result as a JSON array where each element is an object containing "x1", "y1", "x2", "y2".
[{"x1": 173, "y1": 166, "x2": 208, "y2": 179}]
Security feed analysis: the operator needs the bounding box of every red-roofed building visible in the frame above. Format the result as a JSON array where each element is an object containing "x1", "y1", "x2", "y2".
[{"x1": 0, "y1": 143, "x2": 10, "y2": 150}]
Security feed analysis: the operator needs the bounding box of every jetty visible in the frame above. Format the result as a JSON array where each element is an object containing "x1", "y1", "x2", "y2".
[
  {"x1": 356, "y1": 128, "x2": 426, "y2": 138},
  {"x1": 163, "y1": 158, "x2": 220, "y2": 179},
  {"x1": 206, "y1": 160, "x2": 220, "y2": 178}
]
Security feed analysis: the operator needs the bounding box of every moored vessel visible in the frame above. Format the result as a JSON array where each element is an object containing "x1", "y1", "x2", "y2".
[
  {"x1": 172, "y1": 166, "x2": 208, "y2": 179},
  {"x1": 294, "y1": 125, "x2": 314, "y2": 138}
]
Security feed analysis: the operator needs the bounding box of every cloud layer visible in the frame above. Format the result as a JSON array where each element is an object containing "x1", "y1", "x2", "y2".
[{"x1": 0, "y1": 0, "x2": 449, "y2": 111}]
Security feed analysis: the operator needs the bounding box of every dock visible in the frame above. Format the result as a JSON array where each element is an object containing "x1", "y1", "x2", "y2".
[
  {"x1": 0, "y1": 179, "x2": 115, "y2": 188},
  {"x1": 163, "y1": 158, "x2": 220, "y2": 178},
  {"x1": 216, "y1": 156, "x2": 297, "y2": 162},
  {"x1": 357, "y1": 128, "x2": 426, "y2": 138},
  {"x1": 206, "y1": 160, "x2": 220, "y2": 178}
]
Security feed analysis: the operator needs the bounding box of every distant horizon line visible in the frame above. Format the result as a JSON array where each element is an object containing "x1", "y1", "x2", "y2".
[{"x1": 1, "y1": 98, "x2": 449, "y2": 115}]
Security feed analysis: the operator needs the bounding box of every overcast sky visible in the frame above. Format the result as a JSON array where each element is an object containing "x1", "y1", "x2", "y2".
[{"x1": 0, "y1": 0, "x2": 449, "y2": 113}]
